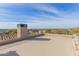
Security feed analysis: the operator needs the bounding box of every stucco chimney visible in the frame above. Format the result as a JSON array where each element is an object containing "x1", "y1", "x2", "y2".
[{"x1": 17, "y1": 24, "x2": 28, "y2": 38}]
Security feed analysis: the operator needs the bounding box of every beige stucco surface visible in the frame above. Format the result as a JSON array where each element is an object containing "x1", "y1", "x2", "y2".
[{"x1": 0, "y1": 34, "x2": 75, "y2": 56}]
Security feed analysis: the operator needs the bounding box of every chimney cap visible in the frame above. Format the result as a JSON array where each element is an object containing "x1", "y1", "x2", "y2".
[{"x1": 17, "y1": 24, "x2": 27, "y2": 27}]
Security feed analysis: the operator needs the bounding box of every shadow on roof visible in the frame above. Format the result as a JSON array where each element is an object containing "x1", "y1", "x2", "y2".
[
  {"x1": 26, "y1": 37, "x2": 51, "y2": 41},
  {"x1": 0, "y1": 51, "x2": 19, "y2": 56}
]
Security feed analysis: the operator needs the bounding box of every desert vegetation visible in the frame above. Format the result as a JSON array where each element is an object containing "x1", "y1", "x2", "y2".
[
  {"x1": 4, "y1": 27, "x2": 79, "y2": 35},
  {"x1": 29, "y1": 28, "x2": 79, "y2": 35},
  {"x1": 5, "y1": 29, "x2": 17, "y2": 35},
  {"x1": 42, "y1": 28, "x2": 79, "y2": 35}
]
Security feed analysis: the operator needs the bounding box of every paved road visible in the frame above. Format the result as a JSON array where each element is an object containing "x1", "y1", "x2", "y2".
[{"x1": 0, "y1": 34, "x2": 75, "y2": 56}]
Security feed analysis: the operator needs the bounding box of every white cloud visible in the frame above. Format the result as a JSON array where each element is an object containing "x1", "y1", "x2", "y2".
[
  {"x1": 33, "y1": 4, "x2": 60, "y2": 15},
  {"x1": 0, "y1": 4, "x2": 79, "y2": 29},
  {"x1": 0, "y1": 22, "x2": 19, "y2": 29}
]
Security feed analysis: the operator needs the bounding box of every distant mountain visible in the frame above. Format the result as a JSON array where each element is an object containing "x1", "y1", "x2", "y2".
[{"x1": 0, "y1": 29, "x2": 8, "y2": 33}]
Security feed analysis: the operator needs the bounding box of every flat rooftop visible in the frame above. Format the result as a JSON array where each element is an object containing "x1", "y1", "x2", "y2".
[{"x1": 0, "y1": 34, "x2": 75, "y2": 56}]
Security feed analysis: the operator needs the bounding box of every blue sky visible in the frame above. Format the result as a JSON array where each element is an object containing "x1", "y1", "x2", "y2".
[{"x1": 0, "y1": 3, "x2": 79, "y2": 29}]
